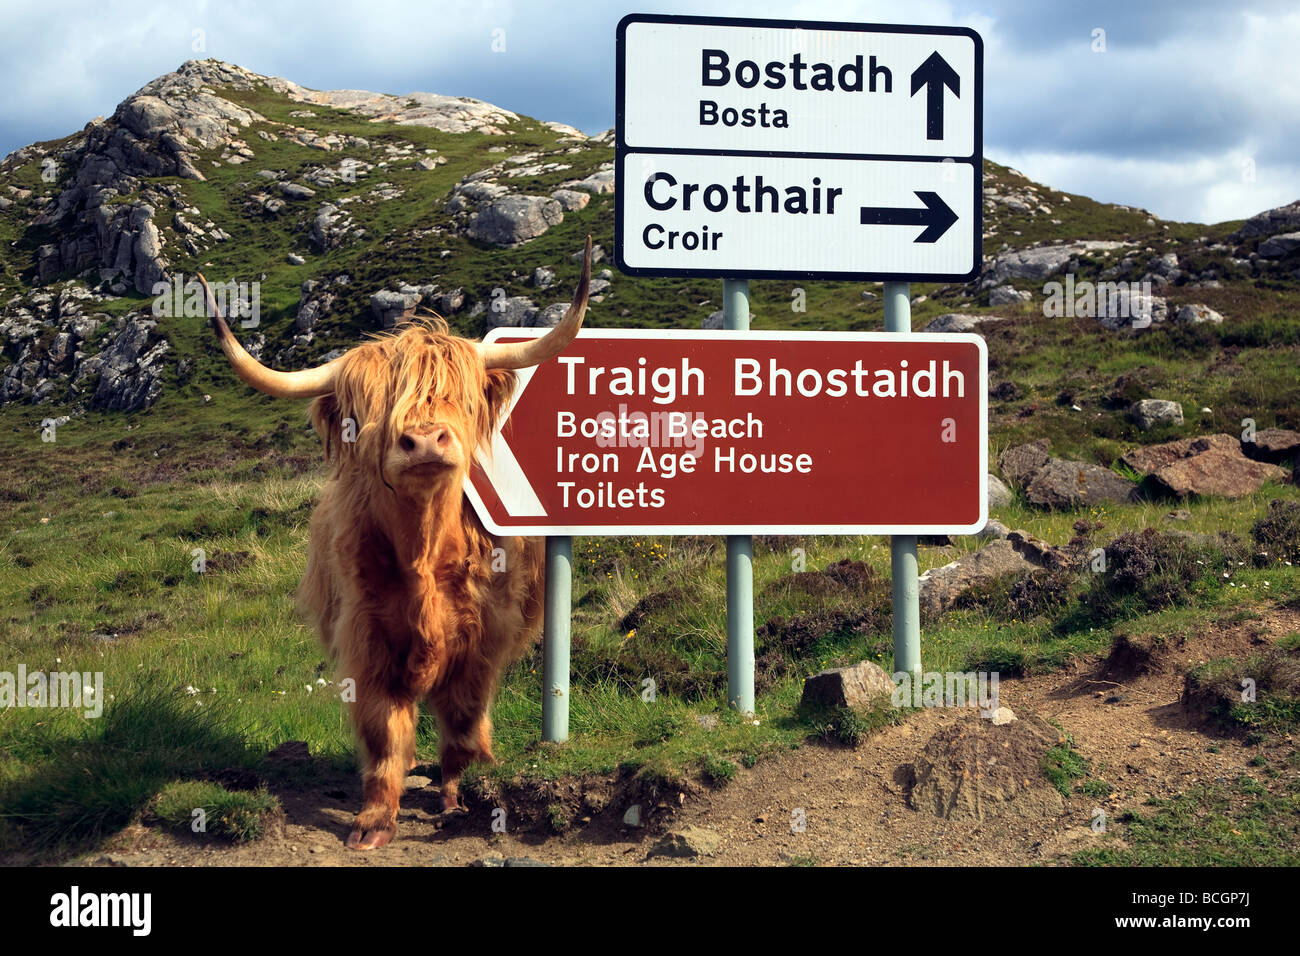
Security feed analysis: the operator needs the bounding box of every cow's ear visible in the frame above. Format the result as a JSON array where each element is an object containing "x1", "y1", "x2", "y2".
[
  {"x1": 310, "y1": 394, "x2": 341, "y2": 461},
  {"x1": 483, "y1": 368, "x2": 517, "y2": 430}
]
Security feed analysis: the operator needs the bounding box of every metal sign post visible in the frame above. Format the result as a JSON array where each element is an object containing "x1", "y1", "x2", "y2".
[
  {"x1": 542, "y1": 536, "x2": 571, "y2": 742},
  {"x1": 722, "y1": 278, "x2": 755, "y2": 716},
  {"x1": 884, "y1": 282, "x2": 922, "y2": 678}
]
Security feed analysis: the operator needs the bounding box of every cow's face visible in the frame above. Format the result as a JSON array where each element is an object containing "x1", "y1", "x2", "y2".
[{"x1": 310, "y1": 329, "x2": 515, "y2": 498}]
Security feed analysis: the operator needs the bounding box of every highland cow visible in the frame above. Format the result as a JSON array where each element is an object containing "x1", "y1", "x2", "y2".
[{"x1": 201, "y1": 237, "x2": 590, "y2": 849}]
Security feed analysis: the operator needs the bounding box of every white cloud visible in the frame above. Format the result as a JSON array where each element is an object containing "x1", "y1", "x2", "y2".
[
  {"x1": 991, "y1": 147, "x2": 1298, "y2": 223},
  {"x1": 0, "y1": 0, "x2": 1295, "y2": 224}
]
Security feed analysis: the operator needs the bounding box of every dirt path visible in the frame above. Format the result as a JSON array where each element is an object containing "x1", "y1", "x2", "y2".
[{"x1": 80, "y1": 607, "x2": 1300, "y2": 867}]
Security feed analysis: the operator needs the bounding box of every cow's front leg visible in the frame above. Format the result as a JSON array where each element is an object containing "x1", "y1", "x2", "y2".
[{"x1": 346, "y1": 683, "x2": 416, "y2": 850}]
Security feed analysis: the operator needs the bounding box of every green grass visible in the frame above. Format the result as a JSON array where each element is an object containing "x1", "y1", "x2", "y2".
[
  {"x1": 1074, "y1": 778, "x2": 1300, "y2": 866},
  {"x1": 150, "y1": 780, "x2": 280, "y2": 842},
  {"x1": 1042, "y1": 743, "x2": 1090, "y2": 798},
  {"x1": 701, "y1": 752, "x2": 737, "y2": 786}
]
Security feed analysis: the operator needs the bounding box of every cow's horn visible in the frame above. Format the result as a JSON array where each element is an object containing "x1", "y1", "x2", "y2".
[
  {"x1": 480, "y1": 234, "x2": 591, "y2": 370},
  {"x1": 199, "y1": 273, "x2": 341, "y2": 398}
]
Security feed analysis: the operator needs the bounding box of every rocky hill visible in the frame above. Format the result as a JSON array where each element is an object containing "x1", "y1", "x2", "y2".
[{"x1": 0, "y1": 58, "x2": 1297, "y2": 444}]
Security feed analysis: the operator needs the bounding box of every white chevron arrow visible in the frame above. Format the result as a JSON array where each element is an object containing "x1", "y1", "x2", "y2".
[{"x1": 468, "y1": 364, "x2": 545, "y2": 518}]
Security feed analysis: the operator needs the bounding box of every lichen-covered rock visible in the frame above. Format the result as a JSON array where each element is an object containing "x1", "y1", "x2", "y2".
[
  {"x1": 997, "y1": 439, "x2": 1051, "y2": 488},
  {"x1": 550, "y1": 188, "x2": 590, "y2": 212},
  {"x1": 1024, "y1": 459, "x2": 1138, "y2": 509},
  {"x1": 922, "y1": 313, "x2": 1007, "y2": 333},
  {"x1": 484, "y1": 295, "x2": 538, "y2": 330},
  {"x1": 1229, "y1": 200, "x2": 1300, "y2": 241},
  {"x1": 370, "y1": 290, "x2": 421, "y2": 329},
  {"x1": 1120, "y1": 433, "x2": 1241, "y2": 475},
  {"x1": 987, "y1": 473, "x2": 1013, "y2": 509},
  {"x1": 1244, "y1": 428, "x2": 1300, "y2": 464},
  {"x1": 1174, "y1": 304, "x2": 1223, "y2": 325},
  {"x1": 466, "y1": 195, "x2": 563, "y2": 246},
  {"x1": 917, "y1": 534, "x2": 1063, "y2": 615},
  {"x1": 799, "y1": 660, "x2": 895, "y2": 710},
  {"x1": 1129, "y1": 399, "x2": 1184, "y2": 430},
  {"x1": 81, "y1": 315, "x2": 170, "y2": 412},
  {"x1": 1151, "y1": 450, "x2": 1285, "y2": 498}
]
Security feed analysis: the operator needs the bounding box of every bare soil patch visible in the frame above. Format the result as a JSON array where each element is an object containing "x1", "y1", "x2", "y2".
[{"x1": 74, "y1": 606, "x2": 1300, "y2": 867}]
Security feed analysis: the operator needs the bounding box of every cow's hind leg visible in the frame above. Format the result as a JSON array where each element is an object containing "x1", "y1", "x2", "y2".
[
  {"x1": 431, "y1": 682, "x2": 496, "y2": 813},
  {"x1": 346, "y1": 685, "x2": 416, "y2": 850}
]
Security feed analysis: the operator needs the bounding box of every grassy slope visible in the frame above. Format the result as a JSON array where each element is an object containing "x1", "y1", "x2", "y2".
[{"x1": 0, "y1": 78, "x2": 1297, "y2": 860}]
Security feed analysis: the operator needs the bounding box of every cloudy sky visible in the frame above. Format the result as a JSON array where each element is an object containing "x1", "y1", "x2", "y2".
[{"x1": 1, "y1": 0, "x2": 1295, "y2": 224}]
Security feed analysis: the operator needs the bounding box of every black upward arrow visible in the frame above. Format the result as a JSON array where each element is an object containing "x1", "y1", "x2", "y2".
[
  {"x1": 910, "y1": 51, "x2": 960, "y2": 141},
  {"x1": 859, "y1": 191, "x2": 958, "y2": 243}
]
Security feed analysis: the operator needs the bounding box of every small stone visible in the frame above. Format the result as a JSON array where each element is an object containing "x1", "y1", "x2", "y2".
[
  {"x1": 987, "y1": 473, "x2": 1013, "y2": 509},
  {"x1": 989, "y1": 285, "x2": 1033, "y2": 307},
  {"x1": 280, "y1": 182, "x2": 317, "y2": 200},
  {"x1": 623, "y1": 804, "x2": 642, "y2": 827},
  {"x1": 405, "y1": 775, "x2": 433, "y2": 790},
  {"x1": 648, "y1": 825, "x2": 721, "y2": 858},
  {"x1": 977, "y1": 518, "x2": 1010, "y2": 539},
  {"x1": 1174, "y1": 304, "x2": 1224, "y2": 325},
  {"x1": 799, "y1": 660, "x2": 895, "y2": 709},
  {"x1": 1129, "y1": 399, "x2": 1184, "y2": 431},
  {"x1": 991, "y1": 706, "x2": 1016, "y2": 725}
]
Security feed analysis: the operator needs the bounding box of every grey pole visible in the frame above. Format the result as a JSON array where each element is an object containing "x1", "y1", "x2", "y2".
[
  {"x1": 723, "y1": 278, "x2": 755, "y2": 716},
  {"x1": 542, "y1": 535, "x2": 572, "y2": 742},
  {"x1": 883, "y1": 282, "x2": 922, "y2": 678}
]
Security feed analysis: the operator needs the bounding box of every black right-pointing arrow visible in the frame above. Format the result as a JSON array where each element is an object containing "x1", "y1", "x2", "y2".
[
  {"x1": 910, "y1": 51, "x2": 961, "y2": 141},
  {"x1": 859, "y1": 191, "x2": 958, "y2": 243}
]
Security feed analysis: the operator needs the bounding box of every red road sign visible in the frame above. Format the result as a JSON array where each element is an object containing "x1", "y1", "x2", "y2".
[{"x1": 466, "y1": 329, "x2": 987, "y2": 535}]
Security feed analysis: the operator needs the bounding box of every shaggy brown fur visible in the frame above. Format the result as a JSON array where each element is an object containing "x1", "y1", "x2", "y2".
[{"x1": 298, "y1": 319, "x2": 544, "y2": 849}]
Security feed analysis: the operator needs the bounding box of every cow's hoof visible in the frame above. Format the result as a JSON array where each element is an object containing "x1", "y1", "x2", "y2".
[
  {"x1": 434, "y1": 805, "x2": 468, "y2": 829},
  {"x1": 345, "y1": 826, "x2": 395, "y2": 850},
  {"x1": 439, "y1": 795, "x2": 469, "y2": 815}
]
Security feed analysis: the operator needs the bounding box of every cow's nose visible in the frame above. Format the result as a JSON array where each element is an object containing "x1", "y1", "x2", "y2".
[{"x1": 398, "y1": 425, "x2": 453, "y2": 459}]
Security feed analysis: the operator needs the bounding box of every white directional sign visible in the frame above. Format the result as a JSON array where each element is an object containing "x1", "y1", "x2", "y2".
[{"x1": 616, "y1": 14, "x2": 983, "y2": 282}]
